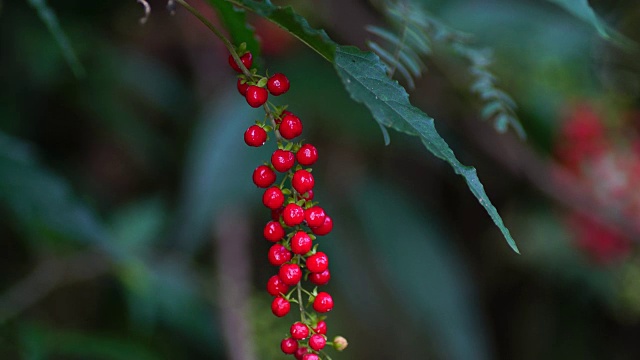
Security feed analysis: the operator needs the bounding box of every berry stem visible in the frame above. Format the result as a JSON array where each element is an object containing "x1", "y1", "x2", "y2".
[
  {"x1": 174, "y1": 0, "x2": 285, "y2": 142},
  {"x1": 174, "y1": 0, "x2": 253, "y2": 78},
  {"x1": 295, "y1": 255, "x2": 307, "y2": 323}
]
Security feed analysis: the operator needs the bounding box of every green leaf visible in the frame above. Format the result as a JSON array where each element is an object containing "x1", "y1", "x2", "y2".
[
  {"x1": 26, "y1": 0, "x2": 85, "y2": 78},
  {"x1": 228, "y1": 0, "x2": 337, "y2": 61},
  {"x1": 333, "y1": 46, "x2": 519, "y2": 253},
  {"x1": 226, "y1": 0, "x2": 518, "y2": 252},
  {"x1": 206, "y1": 0, "x2": 260, "y2": 56},
  {"x1": 546, "y1": 0, "x2": 637, "y2": 49},
  {"x1": 173, "y1": 93, "x2": 264, "y2": 254}
]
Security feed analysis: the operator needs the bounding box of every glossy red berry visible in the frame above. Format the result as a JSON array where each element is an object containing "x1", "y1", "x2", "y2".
[
  {"x1": 279, "y1": 263, "x2": 302, "y2": 285},
  {"x1": 244, "y1": 125, "x2": 267, "y2": 147},
  {"x1": 311, "y1": 215, "x2": 333, "y2": 236},
  {"x1": 304, "y1": 206, "x2": 326, "y2": 228},
  {"x1": 237, "y1": 78, "x2": 249, "y2": 96},
  {"x1": 252, "y1": 165, "x2": 276, "y2": 188},
  {"x1": 309, "y1": 269, "x2": 330, "y2": 286},
  {"x1": 281, "y1": 338, "x2": 298, "y2": 355},
  {"x1": 271, "y1": 296, "x2": 291, "y2": 317},
  {"x1": 309, "y1": 334, "x2": 326, "y2": 351},
  {"x1": 306, "y1": 252, "x2": 329, "y2": 273},
  {"x1": 313, "y1": 321, "x2": 327, "y2": 335},
  {"x1": 263, "y1": 221, "x2": 285, "y2": 242},
  {"x1": 290, "y1": 321, "x2": 309, "y2": 340},
  {"x1": 262, "y1": 187, "x2": 285, "y2": 210},
  {"x1": 245, "y1": 85, "x2": 268, "y2": 108},
  {"x1": 267, "y1": 73, "x2": 290, "y2": 96},
  {"x1": 302, "y1": 189, "x2": 314, "y2": 201},
  {"x1": 268, "y1": 244, "x2": 292, "y2": 266},
  {"x1": 267, "y1": 275, "x2": 290, "y2": 296},
  {"x1": 294, "y1": 347, "x2": 309, "y2": 360},
  {"x1": 279, "y1": 113, "x2": 303, "y2": 140},
  {"x1": 292, "y1": 169, "x2": 314, "y2": 195},
  {"x1": 296, "y1": 144, "x2": 318, "y2": 166},
  {"x1": 271, "y1": 149, "x2": 295, "y2": 172},
  {"x1": 302, "y1": 354, "x2": 319, "y2": 360},
  {"x1": 313, "y1": 292, "x2": 334, "y2": 313},
  {"x1": 228, "y1": 52, "x2": 253, "y2": 72},
  {"x1": 283, "y1": 203, "x2": 305, "y2": 227},
  {"x1": 291, "y1": 231, "x2": 312, "y2": 255}
]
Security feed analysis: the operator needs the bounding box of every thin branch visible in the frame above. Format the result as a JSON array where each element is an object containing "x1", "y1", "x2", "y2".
[{"x1": 0, "y1": 251, "x2": 111, "y2": 323}]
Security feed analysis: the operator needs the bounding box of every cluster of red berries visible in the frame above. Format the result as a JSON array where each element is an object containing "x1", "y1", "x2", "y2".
[{"x1": 229, "y1": 47, "x2": 347, "y2": 359}]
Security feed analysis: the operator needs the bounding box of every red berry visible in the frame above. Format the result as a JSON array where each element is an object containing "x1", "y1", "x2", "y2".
[
  {"x1": 237, "y1": 78, "x2": 249, "y2": 96},
  {"x1": 271, "y1": 296, "x2": 291, "y2": 317},
  {"x1": 271, "y1": 149, "x2": 295, "y2": 172},
  {"x1": 267, "y1": 73, "x2": 290, "y2": 96},
  {"x1": 252, "y1": 165, "x2": 276, "y2": 188},
  {"x1": 306, "y1": 252, "x2": 329, "y2": 273},
  {"x1": 311, "y1": 215, "x2": 333, "y2": 236},
  {"x1": 291, "y1": 231, "x2": 312, "y2": 255},
  {"x1": 302, "y1": 189, "x2": 314, "y2": 201},
  {"x1": 281, "y1": 338, "x2": 298, "y2": 355},
  {"x1": 294, "y1": 346, "x2": 309, "y2": 360},
  {"x1": 308, "y1": 334, "x2": 326, "y2": 351},
  {"x1": 304, "y1": 206, "x2": 326, "y2": 228},
  {"x1": 290, "y1": 321, "x2": 309, "y2": 340},
  {"x1": 292, "y1": 170, "x2": 314, "y2": 195},
  {"x1": 313, "y1": 292, "x2": 333, "y2": 313},
  {"x1": 244, "y1": 125, "x2": 267, "y2": 147},
  {"x1": 263, "y1": 220, "x2": 285, "y2": 242},
  {"x1": 279, "y1": 113, "x2": 303, "y2": 140},
  {"x1": 309, "y1": 269, "x2": 330, "y2": 286},
  {"x1": 228, "y1": 52, "x2": 253, "y2": 72},
  {"x1": 262, "y1": 187, "x2": 285, "y2": 210},
  {"x1": 313, "y1": 321, "x2": 327, "y2": 335},
  {"x1": 268, "y1": 244, "x2": 292, "y2": 266},
  {"x1": 302, "y1": 354, "x2": 319, "y2": 360},
  {"x1": 283, "y1": 203, "x2": 305, "y2": 226},
  {"x1": 279, "y1": 263, "x2": 302, "y2": 285},
  {"x1": 267, "y1": 275, "x2": 290, "y2": 296},
  {"x1": 245, "y1": 85, "x2": 268, "y2": 108},
  {"x1": 296, "y1": 144, "x2": 318, "y2": 166}
]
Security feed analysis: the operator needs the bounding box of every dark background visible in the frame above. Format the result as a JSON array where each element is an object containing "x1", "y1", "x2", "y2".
[{"x1": 1, "y1": 0, "x2": 640, "y2": 359}]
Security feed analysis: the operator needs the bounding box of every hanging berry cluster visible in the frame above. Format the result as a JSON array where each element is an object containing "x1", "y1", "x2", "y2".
[{"x1": 229, "y1": 45, "x2": 348, "y2": 359}]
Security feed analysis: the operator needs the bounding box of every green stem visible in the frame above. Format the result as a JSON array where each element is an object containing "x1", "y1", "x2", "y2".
[
  {"x1": 174, "y1": 0, "x2": 283, "y2": 141},
  {"x1": 174, "y1": 0, "x2": 252, "y2": 78},
  {"x1": 296, "y1": 255, "x2": 306, "y2": 323}
]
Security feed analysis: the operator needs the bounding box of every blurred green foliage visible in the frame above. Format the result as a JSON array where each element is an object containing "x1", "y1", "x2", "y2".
[{"x1": 1, "y1": 0, "x2": 639, "y2": 359}]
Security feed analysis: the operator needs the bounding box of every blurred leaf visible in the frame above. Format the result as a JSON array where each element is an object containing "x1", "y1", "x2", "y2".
[
  {"x1": 26, "y1": 0, "x2": 85, "y2": 78},
  {"x1": 334, "y1": 45, "x2": 519, "y2": 253},
  {"x1": 547, "y1": 0, "x2": 637, "y2": 49},
  {"x1": 19, "y1": 322, "x2": 161, "y2": 360},
  {"x1": 110, "y1": 198, "x2": 167, "y2": 253},
  {"x1": 118, "y1": 52, "x2": 192, "y2": 119},
  {"x1": 515, "y1": 208, "x2": 616, "y2": 301},
  {"x1": 206, "y1": 0, "x2": 260, "y2": 56},
  {"x1": 353, "y1": 180, "x2": 492, "y2": 360},
  {"x1": 118, "y1": 259, "x2": 221, "y2": 352},
  {"x1": 173, "y1": 92, "x2": 265, "y2": 254},
  {"x1": 0, "y1": 132, "x2": 114, "y2": 254},
  {"x1": 228, "y1": 0, "x2": 337, "y2": 61}
]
